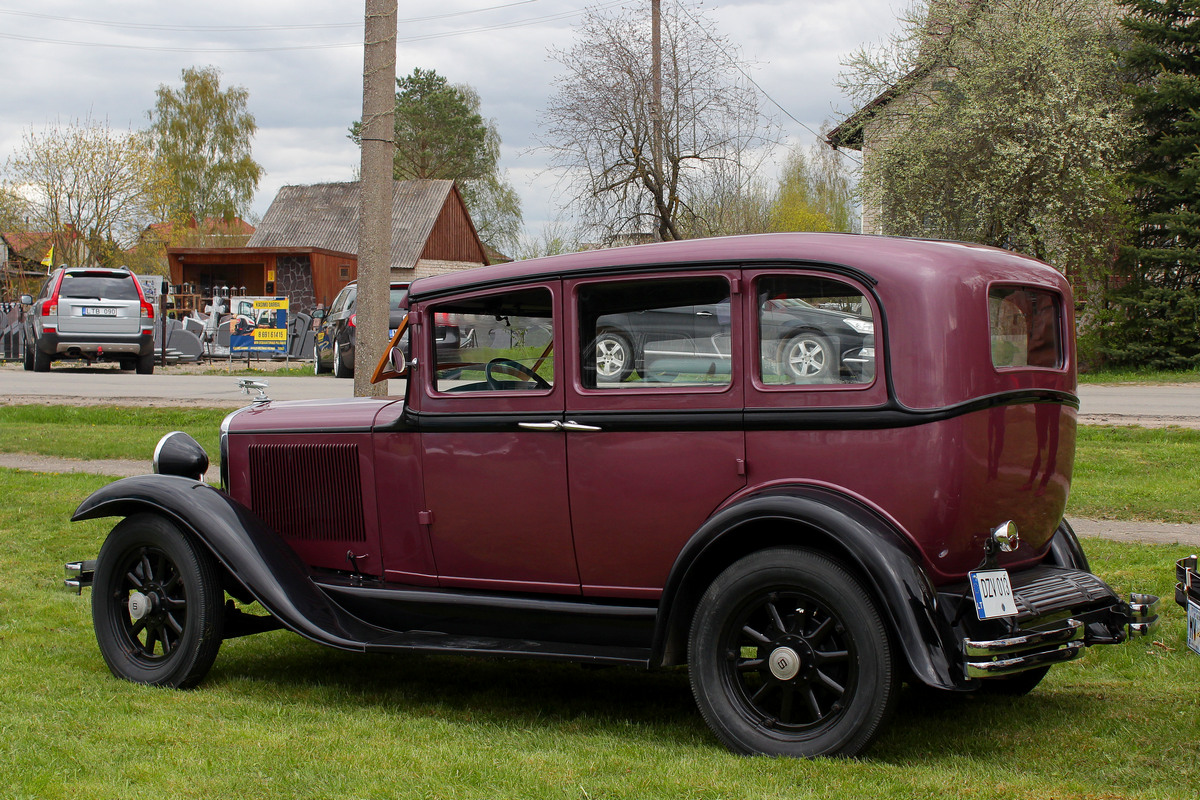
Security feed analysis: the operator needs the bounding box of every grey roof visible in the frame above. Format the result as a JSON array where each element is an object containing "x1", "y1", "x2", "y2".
[{"x1": 247, "y1": 180, "x2": 456, "y2": 268}]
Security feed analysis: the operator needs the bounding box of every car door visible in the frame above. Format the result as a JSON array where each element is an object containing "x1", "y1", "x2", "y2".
[
  {"x1": 565, "y1": 271, "x2": 747, "y2": 598},
  {"x1": 411, "y1": 282, "x2": 578, "y2": 594}
]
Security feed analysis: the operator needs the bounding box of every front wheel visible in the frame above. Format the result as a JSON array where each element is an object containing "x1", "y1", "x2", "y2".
[
  {"x1": 778, "y1": 331, "x2": 833, "y2": 382},
  {"x1": 92, "y1": 514, "x2": 225, "y2": 688},
  {"x1": 592, "y1": 330, "x2": 633, "y2": 382},
  {"x1": 688, "y1": 548, "x2": 896, "y2": 758}
]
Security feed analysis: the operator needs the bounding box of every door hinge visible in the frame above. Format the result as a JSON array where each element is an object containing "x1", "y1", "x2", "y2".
[
  {"x1": 417, "y1": 510, "x2": 434, "y2": 525},
  {"x1": 736, "y1": 458, "x2": 746, "y2": 476}
]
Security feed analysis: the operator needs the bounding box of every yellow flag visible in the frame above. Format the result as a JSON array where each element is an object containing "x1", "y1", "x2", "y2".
[{"x1": 40, "y1": 245, "x2": 53, "y2": 267}]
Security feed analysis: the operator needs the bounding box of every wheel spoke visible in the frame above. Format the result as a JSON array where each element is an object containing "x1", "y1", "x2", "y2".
[
  {"x1": 765, "y1": 600, "x2": 787, "y2": 635},
  {"x1": 815, "y1": 669, "x2": 845, "y2": 696},
  {"x1": 802, "y1": 687, "x2": 823, "y2": 721},
  {"x1": 737, "y1": 657, "x2": 765, "y2": 672},
  {"x1": 778, "y1": 685, "x2": 795, "y2": 724},
  {"x1": 741, "y1": 624, "x2": 772, "y2": 645},
  {"x1": 812, "y1": 648, "x2": 849, "y2": 666},
  {"x1": 124, "y1": 569, "x2": 144, "y2": 590},
  {"x1": 806, "y1": 616, "x2": 834, "y2": 645}
]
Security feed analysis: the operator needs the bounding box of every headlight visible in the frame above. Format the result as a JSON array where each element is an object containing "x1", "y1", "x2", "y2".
[
  {"x1": 153, "y1": 431, "x2": 210, "y2": 481},
  {"x1": 843, "y1": 318, "x2": 874, "y2": 335}
]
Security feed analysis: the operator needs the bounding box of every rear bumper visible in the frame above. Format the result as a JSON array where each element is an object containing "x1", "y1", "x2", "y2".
[
  {"x1": 946, "y1": 565, "x2": 1160, "y2": 681},
  {"x1": 36, "y1": 329, "x2": 154, "y2": 358}
]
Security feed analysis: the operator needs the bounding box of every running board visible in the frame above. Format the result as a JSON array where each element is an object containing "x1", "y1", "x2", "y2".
[{"x1": 361, "y1": 629, "x2": 652, "y2": 666}]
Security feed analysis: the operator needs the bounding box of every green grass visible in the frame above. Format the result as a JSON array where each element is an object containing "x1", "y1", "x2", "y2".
[
  {"x1": 1067, "y1": 426, "x2": 1200, "y2": 522},
  {"x1": 0, "y1": 406, "x2": 227, "y2": 463},
  {"x1": 1, "y1": 467, "x2": 1197, "y2": 798},
  {"x1": 1078, "y1": 366, "x2": 1200, "y2": 384}
]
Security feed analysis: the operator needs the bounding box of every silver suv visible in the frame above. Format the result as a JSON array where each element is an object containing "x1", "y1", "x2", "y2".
[{"x1": 20, "y1": 266, "x2": 156, "y2": 373}]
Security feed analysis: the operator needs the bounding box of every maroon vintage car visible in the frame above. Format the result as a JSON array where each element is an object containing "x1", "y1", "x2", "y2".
[{"x1": 67, "y1": 233, "x2": 1159, "y2": 758}]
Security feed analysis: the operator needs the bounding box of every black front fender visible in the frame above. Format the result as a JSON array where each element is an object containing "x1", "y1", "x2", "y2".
[
  {"x1": 656, "y1": 486, "x2": 966, "y2": 690},
  {"x1": 73, "y1": 475, "x2": 384, "y2": 651}
]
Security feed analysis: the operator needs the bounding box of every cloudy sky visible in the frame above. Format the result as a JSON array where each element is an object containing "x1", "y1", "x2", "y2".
[{"x1": 0, "y1": 0, "x2": 907, "y2": 238}]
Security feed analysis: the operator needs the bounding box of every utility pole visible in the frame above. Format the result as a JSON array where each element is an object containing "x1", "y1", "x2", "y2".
[{"x1": 354, "y1": 0, "x2": 396, "y2": 397}]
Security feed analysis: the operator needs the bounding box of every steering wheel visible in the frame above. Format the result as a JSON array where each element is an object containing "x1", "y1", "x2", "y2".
[{"x1": 485, "y1": 358, "x2": 551, "y2": 390}]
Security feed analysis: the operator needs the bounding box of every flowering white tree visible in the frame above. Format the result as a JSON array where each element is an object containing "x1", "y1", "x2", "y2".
[{"x1": 837, "y1": 0, "x2": 1135, "y2": 285}]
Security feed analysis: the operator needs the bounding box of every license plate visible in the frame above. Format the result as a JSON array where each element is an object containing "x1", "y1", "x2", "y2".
[
  {"x1": 1188, "y1": 600, "x2": 1200, "y2": 656},
  {"x1": 969, "y1": 569, "x2": 1017, "y2": 620},
  {"x1": 82, "y1": 307, "x2": 117, "y2": 317}
]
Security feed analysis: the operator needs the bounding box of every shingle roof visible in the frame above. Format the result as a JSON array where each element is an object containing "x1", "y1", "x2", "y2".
[{"x1": 247, "y1": 180, "x2": 455, "y2": 269}]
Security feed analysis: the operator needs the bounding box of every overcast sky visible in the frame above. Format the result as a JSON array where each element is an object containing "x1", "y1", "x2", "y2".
[{"x1": 0, "y1": 0, "x2": 907, "y2": 239}]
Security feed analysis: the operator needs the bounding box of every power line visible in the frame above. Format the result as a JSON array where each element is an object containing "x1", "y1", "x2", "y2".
[
  {"x1": 0, "y1": 1, "x2": 626, "y2": 54},
  {"x1": 675, "y1": 2, "x2": 862, "y2": 167}
]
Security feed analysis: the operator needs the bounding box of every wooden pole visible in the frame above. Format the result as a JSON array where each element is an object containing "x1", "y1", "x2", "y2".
[{"x1": 354, "y1": 0, "x2": 397, "y2": 397}]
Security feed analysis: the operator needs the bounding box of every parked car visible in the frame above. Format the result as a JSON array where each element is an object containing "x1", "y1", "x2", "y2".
[
  {"x1": 313, "y1": 281, "x2": 409, "y2": 378},
  {"x1": 66, "y1": 234, "x2": 1159, "y2": 759},
  {"x1": 593, "y1": 292, "x2": 874, "y2": 384},
  {"x1": 20, "y1": 265, "x2": 156, "y2": 373}
]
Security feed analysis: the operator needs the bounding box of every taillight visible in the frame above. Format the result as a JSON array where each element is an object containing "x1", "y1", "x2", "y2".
[
  {"x1": 435, "y1": 312, "x2": 451, "y2": 325},
  {"x1": 41, "y1": 299, "x2": 57, "y2": 316},
  {"x1": 348, "y1": 313, "x2": 356, "y2": 327},
  {"x1": 140, "y1": 299, "x2": 155, "y2": 320}
]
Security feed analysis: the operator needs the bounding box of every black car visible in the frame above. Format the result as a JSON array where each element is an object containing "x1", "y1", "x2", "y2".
[
  {"x1": 313, "y1": 281, "x2": 409, "y2": 378},
  {"x1": 591, "y1": 277, "x2": 874, "y2": 384}
]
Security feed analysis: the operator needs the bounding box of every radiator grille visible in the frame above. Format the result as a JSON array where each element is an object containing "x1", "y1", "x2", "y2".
[{"x1": 248, "y1": 443, "x2": 366, "y2": 542}]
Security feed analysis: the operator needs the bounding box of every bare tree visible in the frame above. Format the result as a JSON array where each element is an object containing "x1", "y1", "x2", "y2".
[
  {"x1": 3, "y1": 117, "x2": 172, "y2": 267},
  {"x1": 540, "y1": 2, "x2": 772, "y2": 242}
]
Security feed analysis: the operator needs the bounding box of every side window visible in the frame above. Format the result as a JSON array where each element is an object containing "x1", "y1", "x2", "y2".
[
  {"x1": 430, "y1": 287, "x2": 555, "y2": 393},
  {"x1": 989, "y1": 286, "x2": 1062, "y2": 369},
  {"x1": 757, "y1": 276, "x2": 875, "y2": 385},
  {"x1": 330, "y1": 287, "x2": 354, "y2": 316},
  {"x1": 578, "y1": 276, "x2": 731, "y2": 388}
]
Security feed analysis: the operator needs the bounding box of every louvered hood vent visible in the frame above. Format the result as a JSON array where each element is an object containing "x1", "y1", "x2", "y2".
[{"x1": 248, "y1": 443, "x2": 367, "y2": 542}]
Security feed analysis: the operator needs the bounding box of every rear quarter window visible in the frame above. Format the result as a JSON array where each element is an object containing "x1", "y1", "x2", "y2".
[{"x1": 988, "y1": 286, "x2": 1062, "y2": 369}]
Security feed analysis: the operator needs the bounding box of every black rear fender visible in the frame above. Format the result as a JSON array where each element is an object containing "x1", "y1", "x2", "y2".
[
  {"x1": 72, "y1": 474, "x2": 379, "y2": 650},
  {"x1": 656, "y1": 486, "x2": 965, "y2": 690}
]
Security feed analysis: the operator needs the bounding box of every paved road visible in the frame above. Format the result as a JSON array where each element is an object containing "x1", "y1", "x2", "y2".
[{"x1": 1, "y1": 364, "x2": 1196, "y2": 423}]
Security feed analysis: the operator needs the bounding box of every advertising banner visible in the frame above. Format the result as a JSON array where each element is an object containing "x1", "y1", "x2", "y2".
[{"x1": 229, "y1": 296, "x2": 289, "y2": 354}]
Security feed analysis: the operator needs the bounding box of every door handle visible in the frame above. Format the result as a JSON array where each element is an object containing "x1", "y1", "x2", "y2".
[
  {"x1": 561, "y1": 420, "x2": 602, "y2": 432},
  {"x1": 518, "y1": 421, "x2": 562, "y2": 431},
  {"x1": 517, "y1": 420, "x2": 602, "y2": 432}
]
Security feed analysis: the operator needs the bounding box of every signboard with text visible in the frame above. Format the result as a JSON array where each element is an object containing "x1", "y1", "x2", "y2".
[{"x1": 229, "y1": 297, "x2": 289, "y2": 354}]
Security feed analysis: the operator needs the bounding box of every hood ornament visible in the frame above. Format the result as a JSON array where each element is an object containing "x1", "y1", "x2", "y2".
[{"x1": 237, "y1": 379, "x2": 271, "y2": 405}]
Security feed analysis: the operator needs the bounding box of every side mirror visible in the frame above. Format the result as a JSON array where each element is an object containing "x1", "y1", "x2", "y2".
[
  {"x1": 18, "y1": 294, "x2": 33, "y2": 305},
  {"x1": 313, "y1": 309, "x2": 326, "y2": 321},
  {"x1": 370, "y1": 314, "x2": 410, "y2": 383}
]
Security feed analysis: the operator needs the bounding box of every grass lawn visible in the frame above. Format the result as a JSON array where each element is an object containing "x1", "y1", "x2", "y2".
[
  {"x1": 1078, "y1": 367, "x2": 1200, "y2": 384},
  {"x1": 1, "y1": 468, "x2": 1197, "y2": 798}
]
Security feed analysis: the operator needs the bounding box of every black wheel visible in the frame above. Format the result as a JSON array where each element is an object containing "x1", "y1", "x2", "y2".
[
  {"x1": 485, "y1": 357, "x2": 551, "y2": 389},
  {"x1": 119, "y1": 358, "x2": 135, "y2": 371},
  {"x1": 92, "y1": 514, "x2": 225, "y2": 688},
  {"x1": 33, "y1": 344, "x2": 51, "y2": 372},
  {"x1": 313, "y1": 343, "x2": 329, "y2": 374},
  {"x1": 778, "y1": 331, "x2": 833, "y2": 382},
  {"x1": 136, "y1": 352, "x2": 154, "y2": 375},
  {"x1": 23, "y1": 342, "x2": 34, "y2": 371},
  {"x1": 689, "y1": 548, "x2": 897, "y2": 758},
  {"x1": 978, "y1": 666, "x2": 1049, "y2": 697},
  {"x1": 592, "y1": 330, "x2": 633, "y2": 383},
  {"x1": 333, "y1": 341, "x2": 353, "y2": 378}
]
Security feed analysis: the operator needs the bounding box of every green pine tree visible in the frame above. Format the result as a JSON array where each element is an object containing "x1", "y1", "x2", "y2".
[{"x1": 1105, "y1": 0, "x2": 1200, "y2": 369}]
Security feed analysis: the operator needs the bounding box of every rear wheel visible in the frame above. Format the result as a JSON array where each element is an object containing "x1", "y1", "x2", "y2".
[
  {"x1": 689, "y1": 548, "x2": 897, "y2": 758},
  {"x1": 333, "y1": 341, "x2": 353, "y2": 378},
  {"x1": 136, "y1": 352, "x2": 154, "y2": 375},
  {"x1": 592, "y1": 330, "x2": 633, "y2": 382},
  {"x1": 33, "y1": 345, "x2": 51, "y2": 372},
  {"x1": 92, "y1": 514, "x2": 224, "y2": 688}
]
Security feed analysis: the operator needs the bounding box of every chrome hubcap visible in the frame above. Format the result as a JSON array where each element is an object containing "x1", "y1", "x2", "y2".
[
  {"x1": 768, "y1": 645, "x2": 801, "y2": 681},
  {"x1": 128, "y1": 591, "x2": 152, "y2": 621}
]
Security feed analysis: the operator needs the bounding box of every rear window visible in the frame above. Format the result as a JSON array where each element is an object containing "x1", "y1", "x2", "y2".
[
  {"x1": 988, "y1": 286, "x2": 1062, "y2": 369},
  {"x1": 60, "y1": 273, "x2": 140, "y2": 301}
]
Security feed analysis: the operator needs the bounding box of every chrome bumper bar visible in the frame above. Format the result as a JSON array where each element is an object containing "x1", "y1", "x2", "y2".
[
  {"x1": 964, "y1": 592, "x2": 1160, "y2": 679},
  {"x1": 64, "y1": 560, "x2": 95, "y2": 594}
]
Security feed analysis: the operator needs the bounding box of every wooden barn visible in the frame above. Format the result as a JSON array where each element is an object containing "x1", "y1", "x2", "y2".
[{"x1": 165, "y1": 180, "x2": 489, "y2": 317}]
